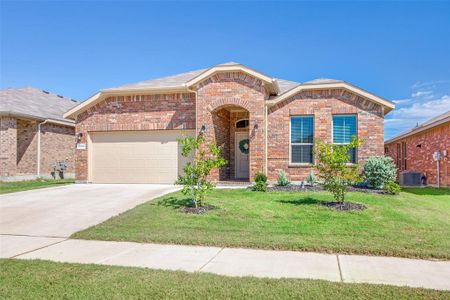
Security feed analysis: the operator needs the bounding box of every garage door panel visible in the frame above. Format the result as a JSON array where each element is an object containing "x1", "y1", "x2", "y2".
[{"x1": 90, "y1": 130, "x2": 194, "y2": 184}]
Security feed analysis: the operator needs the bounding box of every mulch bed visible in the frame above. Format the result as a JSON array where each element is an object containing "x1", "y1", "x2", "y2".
[
  {"x1": 320, "y1": 201, "x2": 368, "y2": 211},
  {"x1": 183, "y1": 204, "x2": 217, "y2": 214},
  {"x1": 267, "y1": 184, "x2": 388, "y2": 195}
]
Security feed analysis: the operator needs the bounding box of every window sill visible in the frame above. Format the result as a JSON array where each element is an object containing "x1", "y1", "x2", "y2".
[{"x1": 288, "y1": 163, "x2": 314, "y2": 168}]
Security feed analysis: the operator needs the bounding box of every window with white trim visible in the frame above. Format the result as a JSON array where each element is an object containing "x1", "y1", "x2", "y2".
[
  {"x1": 290, "y1": 116, "x2": 314, "y2": 163},
  {"x1": 333, "y1": 115, "x2": 357, "y2": 163}
]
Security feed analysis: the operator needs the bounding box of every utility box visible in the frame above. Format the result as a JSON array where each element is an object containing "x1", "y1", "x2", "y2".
[{"x1": 400, "y1": 171, "x2": 422, "y2": 186}]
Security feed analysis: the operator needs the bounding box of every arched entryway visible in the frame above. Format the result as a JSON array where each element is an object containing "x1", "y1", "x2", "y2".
[{"x1": 209, "y1": 105, "x2": 250, "y2": 181}]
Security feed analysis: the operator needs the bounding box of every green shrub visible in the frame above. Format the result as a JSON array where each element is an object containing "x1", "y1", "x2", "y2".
[
  {"x1": 315, "y1": 137, "x2": 363, "y2": 203},
  {"x1": 363, "y1": 156, "x2": 397, "y2": 189},
  {"x1": 277, "y1": 170, "x2": 290, "y2": 186},
  {"x1": 384, "y1": 181, "x2": 401, "y2": 195},
  {"x1": 306, "y1": 170, "x2": 317, "y2": 186},
  {"x1": 253, "y1": 172, "x2": 268, "y2": 192}
]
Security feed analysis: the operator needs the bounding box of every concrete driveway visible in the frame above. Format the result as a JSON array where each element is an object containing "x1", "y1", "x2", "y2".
[{"x1": 0, "y1": 184, "x2": 178, "y2": 237}]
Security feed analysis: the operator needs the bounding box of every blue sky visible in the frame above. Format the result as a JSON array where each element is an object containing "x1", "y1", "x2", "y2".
[{"x1": 1, "y1": 1, "x2": 449, "y2": 140}]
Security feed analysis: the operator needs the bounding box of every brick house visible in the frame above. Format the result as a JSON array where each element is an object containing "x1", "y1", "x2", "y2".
[
  {"x1": 64, "y1": 62, "x2": 394, "y2": 184},
  {"x1": 385, "y1": 111, "x2": 450, "y2": 187},
  {"x1": 0, "y1": 87, "x2": 78, "y2": 181}
]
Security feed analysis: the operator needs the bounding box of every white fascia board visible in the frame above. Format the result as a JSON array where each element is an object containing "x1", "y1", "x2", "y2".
[{"x1": 266, "y1": 82, "x2": 395, "y2": 114}]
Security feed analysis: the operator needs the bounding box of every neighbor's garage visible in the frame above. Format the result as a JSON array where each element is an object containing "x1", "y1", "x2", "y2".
[{"x1": 88, "y1": 130, "x2": 194, "y2": 184}]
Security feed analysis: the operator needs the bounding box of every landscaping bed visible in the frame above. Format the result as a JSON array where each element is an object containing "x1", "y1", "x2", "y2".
[
  {"x1": 267, "y1": 184, "x2": 388, "y2": 195},
  {"x1": 72, "y1": 188, "x2": 450, "y2": 259},
  {"x1": 2, "y1": 259, "x2": 446, "y2": 299}
]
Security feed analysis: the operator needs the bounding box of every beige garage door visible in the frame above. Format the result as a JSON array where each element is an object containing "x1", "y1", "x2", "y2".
[{"x1": 89, "y1": 130, "x2": 194, "y2": 184}]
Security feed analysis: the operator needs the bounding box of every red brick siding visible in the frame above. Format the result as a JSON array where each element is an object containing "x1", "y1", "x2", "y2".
[
  {"x1": 0, "y1": 117, "x2": 17, "y2": 177},
  {"x1": 267, "y1": 89, "x2": 384, "y2": 181},
  {"x1": 75, "y1": 93, "x2": 196, "y2": 181},
  {"x1": 0, "y1": 117, "x2": 75, "y2": 179},
  {"x1": 385, "y1": 122, "x2": 450, "y2": 186},
  {"x1": 195, "y1": 72, "x2": 266, "y2": 181},
  {"x1": 40, "y1": 123, "x2": 75, "y2": 176},
  {"x1": 16, "y1": 119, "x2": 38, "y2": 175}
]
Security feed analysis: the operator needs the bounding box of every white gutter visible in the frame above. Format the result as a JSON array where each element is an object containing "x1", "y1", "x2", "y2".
[{"x1": 37, "y1": 120, "x2": 50, "y2": 177}]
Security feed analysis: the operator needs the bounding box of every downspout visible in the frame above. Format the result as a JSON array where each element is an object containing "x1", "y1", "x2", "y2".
[
  {"x1": 265, "y1": 105, "x2": 268, "y2": 176},
  {"x1": 37, "y1": 119, "x2": 49, "y2": 178}
]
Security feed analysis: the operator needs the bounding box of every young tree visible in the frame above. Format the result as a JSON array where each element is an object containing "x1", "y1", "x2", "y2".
[
  {"x1": 315, "y1": 137, "x2": 363, "y2": 203},
  {"x1": 176, "y1": 134, "x2": 227, "y2": 208}
]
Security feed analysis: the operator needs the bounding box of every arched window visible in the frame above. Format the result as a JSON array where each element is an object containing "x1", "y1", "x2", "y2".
[{"x1": 236, "y1": 119, "x2": 249, "y2": 129}]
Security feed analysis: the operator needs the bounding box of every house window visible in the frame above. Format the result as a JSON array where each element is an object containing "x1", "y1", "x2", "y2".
[
  {"x1": 333, "y1": 115, "x2": 357, "y2": 163},
  {"x1": 236, "y1": 119, "x2": 249, "y2": 128},
  {"x1": 384, "y1": 146, "x2": 389, "y2": 155},
  {"x1": 290, "y1": 116, "x2": 314, "y2": 163},
  {"x1": 396, "y1": 143, "x2": 401, "y2": 169}
]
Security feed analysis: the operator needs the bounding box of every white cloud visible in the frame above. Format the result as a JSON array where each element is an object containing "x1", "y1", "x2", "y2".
[
  {"x1": 412, "y1": 90, "x2": 433, "y2": 98},
  {"x1": 392, "y1": 98, "x2": 411, "y2": 104},
  {"x1": 385, "y1": 95, "x2": 450, "y2": 140},
  {"x1": 412, "y1": 80, "x2": 450, "y2": 89},
  {"x1": 391, "y1": 95, "x2": 450, "y2": 120}
]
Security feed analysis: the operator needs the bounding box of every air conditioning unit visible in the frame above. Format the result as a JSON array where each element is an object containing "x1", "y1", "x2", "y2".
[{"x1": 400, "y1": 171, "x2": 422, "y2": 186}]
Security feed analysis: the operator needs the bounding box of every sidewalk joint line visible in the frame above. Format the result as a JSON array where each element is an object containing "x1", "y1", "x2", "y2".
[
  {"x1": 336, "y1": 254, "x2": 344, "y2": 282},
  {"x1": 198, "y1": 247, "x2": 224, "y2": 272},
  {"x1": 10, "y1": 238, "x2": 69, "y2": 259}
]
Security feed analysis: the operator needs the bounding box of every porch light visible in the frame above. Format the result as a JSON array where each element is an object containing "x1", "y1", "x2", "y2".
[{"x1": 200, "y1": 124, "x2": 206, "y2": 134}]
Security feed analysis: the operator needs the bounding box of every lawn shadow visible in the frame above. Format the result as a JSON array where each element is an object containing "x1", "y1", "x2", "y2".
[
  {"x1": 402, "y1": 187, "x2": 450, "y2": 196},
  {"x1": 277, "y1": 197, "x2": 320, "y2": 206},
  {"x1": 157, "y1": 196, "x2": 193, "y2": 209}
]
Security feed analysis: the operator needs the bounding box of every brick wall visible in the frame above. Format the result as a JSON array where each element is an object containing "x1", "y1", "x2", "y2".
[
  {"x1": 0, "y1": 117, "x2": 17, "y2": 177},
  {"x1": 75, "y1": 93, "x2": 196, "y2": 181},
  {"x1": 385, "y1": 122, "x2": 450, "y2": 186},
  {"x1": 195, "y1": 72, "x2": 266, "y2": 181},
  {"x1": 16, "y1": 119, "x2": 38, "y2": 175},
  {"x1": 0, "y1": 117, "x2": 75, "y2": 180},
  {"x1": 40, "y1": 123, "x2": 75, "y2": 177},
  {"x1": 267, "y1": 89, "x2": 384, "y2": 181}
]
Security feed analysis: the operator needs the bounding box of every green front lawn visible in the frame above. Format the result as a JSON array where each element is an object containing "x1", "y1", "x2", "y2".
[
  {"x1": 1, "y1": 259, "x2": 447, "y2": 299},
  {"x1": 0, "y1": 179, "x2": 74, "y2": 194},
  {"x1": 73, "y1": 187, "x2": 450, "y2": 260}
]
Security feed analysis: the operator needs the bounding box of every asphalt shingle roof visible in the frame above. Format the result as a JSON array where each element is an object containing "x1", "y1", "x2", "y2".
[
  {"x1": 0, "y1": 87, "x2": 78, "y2": 123},
  {"x1": 102, "y1": 62, "x2": 346, "y2": 98}
]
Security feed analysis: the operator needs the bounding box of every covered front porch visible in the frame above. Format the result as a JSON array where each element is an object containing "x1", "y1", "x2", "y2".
[{"x1": 207, "y1": 105, "x2": 251, "y2": 181}]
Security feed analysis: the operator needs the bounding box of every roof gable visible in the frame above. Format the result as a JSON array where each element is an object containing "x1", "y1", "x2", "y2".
[{"x1": 64, "y1": 63, "x2": 394, "y2": 119}]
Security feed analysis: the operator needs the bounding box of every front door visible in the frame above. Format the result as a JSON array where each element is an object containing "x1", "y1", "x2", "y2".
[{"x1": 235, "y1": 132, "x2": 249, "y2": 179}]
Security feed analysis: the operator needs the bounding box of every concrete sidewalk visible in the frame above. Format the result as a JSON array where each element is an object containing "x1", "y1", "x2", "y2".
[{"x1": 1, "y1": 235, "x2": 449, "y2": 291}]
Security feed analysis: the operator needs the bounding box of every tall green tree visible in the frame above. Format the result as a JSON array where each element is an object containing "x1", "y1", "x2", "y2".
[
  {"x1": 315, "y1": 137, "x2": 363, "y2": 203},
  {"x1": 176, "y1": 134, "x2": 227, "y2": 208}
]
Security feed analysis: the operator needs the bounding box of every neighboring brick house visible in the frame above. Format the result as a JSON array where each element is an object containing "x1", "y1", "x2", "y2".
[
  {"x1": 64, "y1": 62, "x2": 394, "y2": 184},
  {"x1": 0, "y1": 87, "x2": 78, "y2": 181},
  {"x1": 385, "y1": 111, "x2": 450, "y2": 187}
]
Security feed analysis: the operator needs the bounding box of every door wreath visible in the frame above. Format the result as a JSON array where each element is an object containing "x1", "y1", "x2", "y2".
[{"x1": 239, "y1": 139, "x2": 249, "y2": 154}]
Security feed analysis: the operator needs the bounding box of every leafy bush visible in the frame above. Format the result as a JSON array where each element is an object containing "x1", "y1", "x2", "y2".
[
  {"x1": 363, "y1": 156, "x2": 397, "y2": 189},
  {"x1": 252, "y1": 172, "x2": 268, "y2": 192},
  {"x1": 176, "y1": 134, "x2": 227, "y2": 208},
  {"x1": 306, "y1": 170, "x2": 317, "y2": 186},
  {"x1": 277, "y1": 170, "x2": 290, "y2": 186},
  {"x1": 384, "y1": 181, "x2": 401, "y2": 195},
  {"x1": 315, "y1": 137, "x2": 363, "y2": 203}
]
